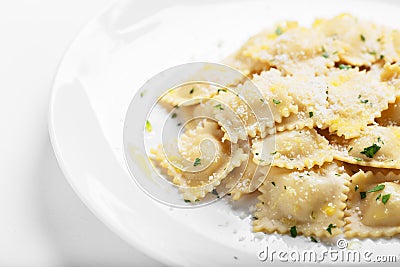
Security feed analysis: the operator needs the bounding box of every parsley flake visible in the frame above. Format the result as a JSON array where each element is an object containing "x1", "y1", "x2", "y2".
[
  {"x1": 275, "y1": 27, "x2": 283, "y2": 35},
  {"x1": 193, "y1": 158, "x2": 201, "y2": 166},
  {"x1": 360, "y1": 144, "x2": 381, "y2": 158},
  {"x1": 290, "y1": 226, "x2": 297, "y2": 237},
  {"x1": 211, "y1": 189, "x2": 220, "y2": 198},
  {"x1": 273, "y1": 99, "x2": 281, "y2": 104},
  {"x1": 339, "y1": 64, "x2": 351, "y2": 70},
  {"x1": 355, "y1": 185, "x2": 359, "y2": 192},
  {"x1": 376, "y1": 193, "x2": 381, "y2": 201},
  {"x1": 184, "y1": 199, "x2": 191, "y2": 203},
  {"x1": 309, "y1": 111, "x2": 314, "y2": 118},
  {"x1": 214, "y1": 104, "x2": 224, "y2": 111},
  {"x1": 171, "y1": 113, "x2": 177, "y2": 119},
  {"x1": 326, "y1": 224, "x2": 337, "y2": 235},
  {"x1": 189, "y1": 88, "x2": 195, "y2": 94},
  {"x1": 310, "y1": 236, "x2": 318, "y2": 243},
  {"x1": 360, "y1": 34, "x2": 366, "y2": 42},
  {"x1": 367, "y1": 184, "x2": 385, "y2": 193},
  {"x1": 360, "y1": 192, "x2": 367, "y2": 199},
  {"x1": 382, "y1": 194, "x2": 391, "y2": 204},
  {"x1": 217, "y1": 88, "x2": 227, "y2": 93},
  {"x1": 271, "y1": 181, "x2": 276, "y2": 187}
]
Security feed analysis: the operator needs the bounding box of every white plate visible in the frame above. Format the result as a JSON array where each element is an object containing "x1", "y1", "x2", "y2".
[{"x1": 49, "y1": 0, "x2": 400, "y2": 265}]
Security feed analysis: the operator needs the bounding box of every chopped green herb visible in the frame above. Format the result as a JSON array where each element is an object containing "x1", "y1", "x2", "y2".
[
  {"x1": 358, "y1": 94, "x2": 362, "y2": 99},
  {"x1": 360, "y1": 99, "x2": 369, "y2": 104},
  {"x1": 339, "y1": 64, "x2": 351, "y2": 70},
  {"x1": 360, "y1": 34, "x2": 366, "y2": 42},
  {"x1": 335, "y1": 173, "x2": 341, "y2": 176},
  {"x1": 145, "y1": 120, "x2": 152, "y2": 132},
  {"x1": 348, "y1": 147, "x2": 353, "y2": 152},
  {"x1": 217, "y1": 88, "x2": 227, "y2": 93},
  {"x1": 177, "y1": 123, "x2": 182, "y2": 127},
  {"x1": 255, "y1": 152, "x2": 259, "y2": 156},
  {"x1": 376, "y1": 193, "x2": 381, "y2": 201},
  {"x1": 354, "y1": 157, "x2": 363, "y2": 162},
  {"x1": 377, "y1": 37, "x2": 382, "y2": 42},
  {"x1": 290, "y1": 226, "x2": 297, "y2": 237},
  {"x1": 310, "y1": 236, "x2": 318, "y2": 243},
  {"x1": 309, "y1": 111, "x2": 314, "y2": 118},
  {"x1": 271, "y1": 151, "x2": 277, "y2": 155},
  {"x1": 360, "y1": 144, "x2": 381, "y2": 158},
  {"x1": 367, "y1": 184, "x2": 385, "y2": 193},
  {"x1": 226, "y1": 193, "x2": 231, "y2": 196},
  {"x1": 211, "y1": 189, "x2": 219, "y2": 198},
  {"x1": 322, "y1": 52, "x2": 329, "y2": 58},
  {"x1": 214, "y1": 104, "x2": 224, "y2": 111},
  {"x1": 193, "y1": 158, "x2": 201, "y2": 166},
  {"x1": 360, "y1": 192, "x2": 367, "y2": 199},
  {"x1": 380, "y1": 54, "x2": 385, "y2": 60},
  {"x1": 275, "y1": 26, "x2": 283, "y2": 35},
  {"x1": 355, "y1": 185, "x2": 359, "y2": 191},
  {"x1": 377, "y1": 137, "x2": 384, "y2": 144},
  {"x1": 171, "y1": 113, "x2": 177, "y2": 119},
  {"x1": 326, "y1": 223, "x2": 337, "y2": 235},
  {"x1": 284, "y1": 185, "x2": 287, "y2": 189},
  {"x1": 189, "y1": 88, "x2": 195, "y2": 94},
  {"x1": 260, "y1": 98, "x2": 265, "y2": 103},
  {"x1": 273, "y1": 99, "x2": 281, "y2": 104},
  {"x1": 369, "y1": 51, "x2": 377, "y2": 55},
  {"x1": 173, "y1": 105, "x2": 180, "y2": 109},
  {"x1": 271, "y1": 181, "x2": 276, "y2": 187},
  {"x1": 252, "y1": 216, "x2": 258, "y2": 220},
  {"x1": 140, "y1": 92, "x2": 144, "y2": 98},
  {"x1": 382, "y1": 194, "x2": 391, "y2": 204},
  {"x1": 184, "y1": 199, "x2": 191, "y2": 203}
]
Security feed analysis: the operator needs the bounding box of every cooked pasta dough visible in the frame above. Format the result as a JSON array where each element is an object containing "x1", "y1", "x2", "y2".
[
  {"x1": 323, "y1": 69, "x2": 396, "y2": 138},
  {"x1": 151, "y1": 120, "x2": 247, "y2": 201},
  {"x1": 251, "y1": 129, "x2": 333, "y2": 170},
  {"x1": 254, "y1": 163, "x2": 349, "y2": 237},
  {"x1": 345, "y1": 170, "x2": 400, "y2": 238},
  {"x1": 331, "y1": 126, "x2": 400, "y2": 169}
]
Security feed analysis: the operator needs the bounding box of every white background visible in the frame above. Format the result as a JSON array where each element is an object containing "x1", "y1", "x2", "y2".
[{"x1": 0, "y1": 0, "x2": 163, "y2": 266}]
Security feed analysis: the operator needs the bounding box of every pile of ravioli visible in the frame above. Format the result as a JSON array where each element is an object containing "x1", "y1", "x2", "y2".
[{"x1": 152, "y1": 14, "x2": 400, "y2": 239}]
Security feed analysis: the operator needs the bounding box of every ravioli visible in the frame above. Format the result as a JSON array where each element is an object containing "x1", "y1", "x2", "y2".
[
  {"x1": 331, "y1": 126, "x2": 400, "y2": 169},
  {"x1": 252, "y1": 129, "x2": 333, "y2": 170},
  {"x1": 323, "y1": 69, "x2": 395, "y2": 138},
  {"x1": 254, "y1": 163, "x2": 349, "y2": 237},
  {"x1": 345, "y1": 170, "x2": 400, "y2": 238},
  {"x1": 151, "y1": 120, "x2": 247, "y2": 201}
]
